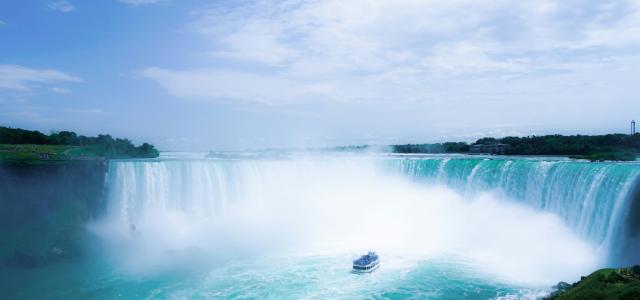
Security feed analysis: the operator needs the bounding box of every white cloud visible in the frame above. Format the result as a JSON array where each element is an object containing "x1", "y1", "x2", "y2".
[
  {"x1": 51, "y1": 87, "x2": 72, "y2": 94},
  {"x1": 0, "y1": 64, "x2": 81, "y2": 92},
  {"x1": 140, "y1": 0, "x2": 640, "y2": 106},
  {"x1": 0, "y1": 20, "x2": 6, "y2": 26},
  {"x1": 118, "y1": 0, "x2": 165, "y2": 5},
  {"x1": 47, "y1": 0, "x2": 75, "y2": 13},
  {"x1": 139, "y1": 67, "x2": 324, "y2": 104}
]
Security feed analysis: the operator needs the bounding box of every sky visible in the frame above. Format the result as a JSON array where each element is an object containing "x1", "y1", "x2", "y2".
[{"x1": 1, "y1": 0, "x2": 639, "y2": 150}]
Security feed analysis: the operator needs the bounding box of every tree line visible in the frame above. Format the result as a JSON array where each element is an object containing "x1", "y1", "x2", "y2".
[
  {"x1": 0, "y1": 126, "x2": 159, "y2": 159},
  {"x1": 392, "y1": 142, "x2": 470, "y2": 153},
  {"x1": 391, "y1": 134, "x2": 640, "y2": 161},
  {"x1": 477, "y1": 134, "x2": 640, "y2": 156}
]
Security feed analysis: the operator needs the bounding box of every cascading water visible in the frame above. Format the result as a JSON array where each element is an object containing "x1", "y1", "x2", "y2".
[
  {"x1": 388, "y1": 156, "x2": 640, "y2": 265},
  {"x1": 87, "y1": 154, "x2": 640, "y2": 298}
]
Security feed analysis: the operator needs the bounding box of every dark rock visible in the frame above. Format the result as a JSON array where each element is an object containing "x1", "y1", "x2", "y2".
[
  {"x1": 555, "y1": 281, "x2": 571, "y2": 291},
  {"x1": 0, "y1": 162, "x2": 107, "y2": 269},
  {"x1": 544, "y1": 282, "x2": 572, "y2": 300}
]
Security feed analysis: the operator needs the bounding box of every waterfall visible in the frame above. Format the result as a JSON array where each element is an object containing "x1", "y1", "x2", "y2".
[
  {"x1": 389, "y1": 157, "x2": 640, "y2": 265},
  {"x1": 103, "y1": 155, "x2": 640, "y2": 266}
]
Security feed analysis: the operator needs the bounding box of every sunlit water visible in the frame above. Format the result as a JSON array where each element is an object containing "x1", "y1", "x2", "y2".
[{"x1": 6, "y1": 153, "x2": 640, "y2": 299}]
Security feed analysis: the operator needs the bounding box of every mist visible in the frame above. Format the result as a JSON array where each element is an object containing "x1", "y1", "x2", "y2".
[{"x1": 89, "y1": 157, "x2": 599, "y2": 287}]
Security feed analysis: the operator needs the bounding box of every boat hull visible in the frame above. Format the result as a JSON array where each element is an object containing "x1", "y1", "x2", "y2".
[{"x1": 352, "y1": 260, "x2": 380, "y2": 273}]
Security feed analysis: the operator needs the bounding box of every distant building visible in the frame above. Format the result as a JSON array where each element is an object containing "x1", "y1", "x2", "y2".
[
  {"x1": 632, "y1": 120, "x2": 636, "y2": 135},
  {"x1": 469, "y1": 143, "x2": 512, "y2": 155}
]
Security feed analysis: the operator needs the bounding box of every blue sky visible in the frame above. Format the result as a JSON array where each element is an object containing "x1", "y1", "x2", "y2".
[{"x1": 1, "y1": 0, "x2": 639, "y2": 150}]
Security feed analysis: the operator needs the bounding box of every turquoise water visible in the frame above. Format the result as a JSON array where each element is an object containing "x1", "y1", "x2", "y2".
[
  {"x1": 4, "y1": 154, "x2": 640, "y2": 299},
  {"x1": 388, "y1": 157, "x2": 640, "y2": 250},
  {"x1": 2, "y1": 251, "x2": 547, "y2": 299}
]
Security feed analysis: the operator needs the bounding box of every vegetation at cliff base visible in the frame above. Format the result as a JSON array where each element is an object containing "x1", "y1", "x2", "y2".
[
  {"x1": 0, "y1": 126, "x2": 159, "y2": 164},
  {"x1": 546, "y1": 266, "x2": 640, "y2": 299}
]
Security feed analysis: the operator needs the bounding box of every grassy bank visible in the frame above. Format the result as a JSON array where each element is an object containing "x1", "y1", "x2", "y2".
[
  {"x1": 0, "y1": 144, "x2": 105, "y2": 165},
  {"x1": 0, "y1": 126, "x2": 159, "y2": 164},
  {"x1": 546, "y1": 266, "x2": 640, "y2": 299}
]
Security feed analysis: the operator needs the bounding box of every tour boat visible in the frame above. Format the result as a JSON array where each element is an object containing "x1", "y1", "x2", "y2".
[{"x1": 352, "y1": 251, "x2": 380, "y2": 273}]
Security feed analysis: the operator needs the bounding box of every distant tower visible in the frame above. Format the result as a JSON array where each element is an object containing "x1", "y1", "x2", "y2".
[{"x1": 633, "y1": 120, "x2": 637, "y2": 135}]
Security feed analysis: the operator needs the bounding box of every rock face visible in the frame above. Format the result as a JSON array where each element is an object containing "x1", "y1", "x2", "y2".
[
  {"x1": 545, "y1": 281, "x2": 572, "y2": 299},
  {"x1": 546, "y1": 266, "x2": 640, "y2": 300},
  {"x1": 0, "y1": 162, "x2": 107, "y2": 268}
]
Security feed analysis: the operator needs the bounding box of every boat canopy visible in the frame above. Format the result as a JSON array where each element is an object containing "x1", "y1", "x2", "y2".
[{"x1": 353, "y1": 251, "x2": 379, "y2": 266}]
